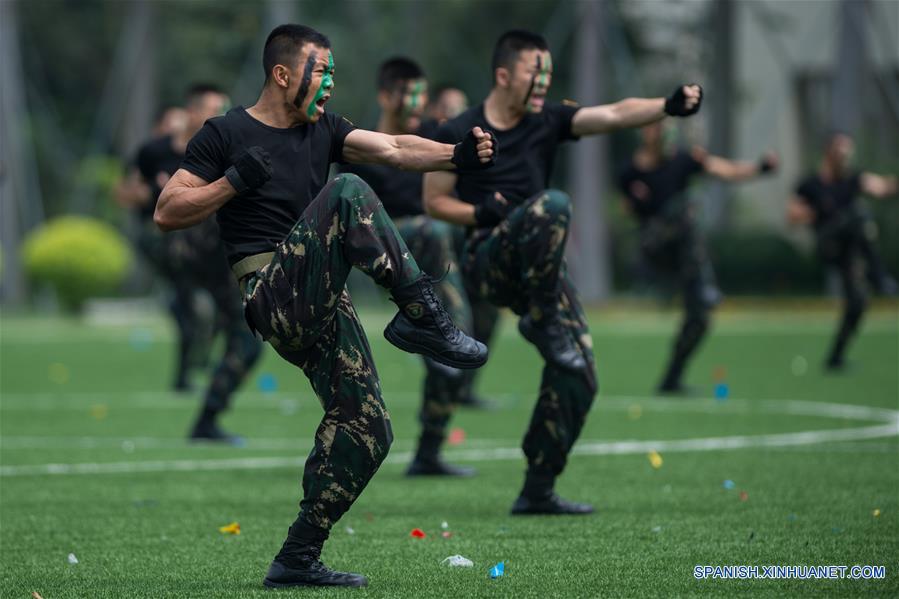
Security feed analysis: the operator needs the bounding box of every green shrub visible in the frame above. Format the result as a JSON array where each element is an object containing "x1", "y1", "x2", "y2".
[
  {"x1": 22, "y1": 216, "x2": 133, "y2": 311},
  {"x1": 708, "y1": 230, "x2": 823, "y2": 295}
]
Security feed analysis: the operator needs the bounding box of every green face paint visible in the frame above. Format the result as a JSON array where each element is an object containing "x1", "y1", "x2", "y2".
[
  {"x1": 306, "y1": 52, "x2": 335, "y2": 119},
  {"x1": 400, "y1": 79, "x2": 427, "y2": 119},
  {"x1": 525, "y1": 52, "x2": 553, "y2": 113}
]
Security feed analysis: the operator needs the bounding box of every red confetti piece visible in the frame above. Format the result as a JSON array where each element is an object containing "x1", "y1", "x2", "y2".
[
  {"x1": 447, "y1": 428, "x2": 466, "y2": 446},
  {"x1": 739, "y1": 491, "x2": 749, "y2": 502},
  {"x1": 410, "y1": 528, "x2": 426, "y2": 538},
  {"x1": 713, "y1": 366, "x2": 727, "y2": 382}
]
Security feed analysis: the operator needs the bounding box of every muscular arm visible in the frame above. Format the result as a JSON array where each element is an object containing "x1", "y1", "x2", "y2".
[
  {"x1": 787, "y1": 195, "x2": 815, "y2": 226},
  {"x1": 423, "y1": 171, "x2": 476, "y2": 226},
  {"x1": 343, "y1": 129, "x2": 455, "y2": 171},
  {"x1": 698, "y1": 148, "x2": 778, "y2": 182},
  {"x1": 154, "y1": 169, "x2": 235, "y2": 231},
  {"x1": 571, "y1": 98, "x2": 666, "y2": 136},
  {"x1": 343, "y1": 126, "x2": 493, "y2": 171},
  {"x1": 860, "y1": 172, "x2": 898, "y2": 198}
]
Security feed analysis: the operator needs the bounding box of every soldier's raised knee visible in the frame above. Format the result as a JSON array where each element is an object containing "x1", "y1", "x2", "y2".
[
  {"x1": 332, "y1": 173, "x2": 377, "y2": 206},
  {"x1": 535, "y1": 190, "x2": 572, "y2": 220}
]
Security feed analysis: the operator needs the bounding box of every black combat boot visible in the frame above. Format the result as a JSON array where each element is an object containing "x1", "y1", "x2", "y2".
[
  {"x1": 263, "y1": 534, "x2": 367, "y2": 588},
  {"x1": 189, "y1": 409, "x2": 244, "y2": 446},
  {"x1": 406, "y1": 433, "x2": 475, "y2": 477},
  {"x1": 518, "y1": 304, "x2": 586, "y2": 371},
  {"x1": 510, "y1": 471, "x2": 593, "y2": 515},
  {"x1": 385, "y1": 276, "x2": 487, "y2": 369}
]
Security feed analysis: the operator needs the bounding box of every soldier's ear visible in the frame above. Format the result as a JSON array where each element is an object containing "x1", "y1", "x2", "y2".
[{"x1": 495, "y1": 67, "x2": 511, "y2": 89}]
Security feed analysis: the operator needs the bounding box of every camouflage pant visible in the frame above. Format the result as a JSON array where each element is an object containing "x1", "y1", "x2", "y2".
[
  {"x1": 242, "y1": 173, "x2": 422, "y2": 534},
  {"x1": 142, "y1": 220, "x2": 262, "y2": 402},
  {"x1": 816, "y1": 214, "x2": 872, "y2": 363},
  {"x1": 463, "y1": 189, "x2": 597, "y2": 482},
  {"x1": 640, "y1": 217, "x2": 720, "y2": 385},
  {"x1": 394, "y1": 216, "x2": 472, "y2": 456},
  {"x1": 452, "y1": 225, "x2": 502, "y2": 403},
  {"x1": 178, "y1": 224, "x2": 263, "y2": 414},
  {"x1": 138, "y1": 224, "x2": 210, "y2": 387}
]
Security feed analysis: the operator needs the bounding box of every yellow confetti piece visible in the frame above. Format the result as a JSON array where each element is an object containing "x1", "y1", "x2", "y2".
[
  {"x1": 219, "y1": 522, "x2": 241, "y2": 535},
  {"x1": 90, "y1": 404, "x2": 108, "y2": 421},
  {"x1": 32, "y1": 592, "x2": 45, "y2": 599},
  {"x1": 628, "y1": 405, "x2": 643, "y2": 420},
  {"x1": 647, "y1": 451, "x2": 663, "y2": 469},
  {"x1": 873, "y1": 509, "x2": 881, "y2": 517},
  {"x1": 48, "y1": 363, "x2": 70, "y2": 385}
]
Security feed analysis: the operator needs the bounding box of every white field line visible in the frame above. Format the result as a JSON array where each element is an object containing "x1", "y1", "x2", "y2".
[
  {"x1": 2, "y1": 392, "x2": 895, "y2": 417},
  {"x1": 3, "y1": 313, "x2": 897, "y2": 343},
  {"x1": 1, "y1": 399, "x2": 896, "y2": 477}
]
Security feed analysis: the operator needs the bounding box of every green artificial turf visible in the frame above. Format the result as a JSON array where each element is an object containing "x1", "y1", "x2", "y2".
[{"x1": 1, "y1": 303, "x2": 897, "y2": 597}]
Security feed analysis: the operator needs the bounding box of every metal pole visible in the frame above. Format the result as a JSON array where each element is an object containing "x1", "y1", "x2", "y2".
[
  {"x1": 566, "y1": 0, "x2": 611, "y2": 301},
  {"x1": 1, "y1": 0, "x2": 45, "y2": 303}
]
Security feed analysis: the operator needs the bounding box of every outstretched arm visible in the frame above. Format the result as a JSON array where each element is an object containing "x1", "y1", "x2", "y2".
[
  {"x1": 423, "y1": 171, "x2": 475, "y2": 226},
  {"x1": 154, "y1": 169, "x2": 235, "y2": 231},
  {"x1": 570, "y1": 84, "x2": 702, "y2": 136},
  {"x1": 696, "y1": 147, "x2": 779, "y2": 182},
  {"x1": 342, "y1": 126, "x2": 494, "y2": 172},
  {"x1": 860, "y1": 172, "x2": 898, "y2": 198},
  {"x1": 114, "y1": 167, "x2": 151, "y2": 209},
  {"x1": 787, "y1": 194, "x2": 815, "y2": 226}
]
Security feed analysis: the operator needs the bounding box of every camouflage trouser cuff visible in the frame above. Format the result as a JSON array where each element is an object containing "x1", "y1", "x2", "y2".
[{"x1": 289, "y1": 517, "x2": 330, "y2": 543}]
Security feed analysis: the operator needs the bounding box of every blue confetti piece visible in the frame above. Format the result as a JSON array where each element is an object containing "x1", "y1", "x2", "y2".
[
  {"x1": 258, "y1": 373, "x2": 278, "y2": 393},
  {"x1": 129, "y1": 328, "x2": 154, "y2": 351},
  {"x1": 489, "y1": 561, "x2": 505, "y2": 578},
  {"x1": 714, "y1": 383, "x2": 729, "y2": 401},
  {"x1": 787, "y1": 513, "x2": 797, "y2": 522},
  {"x1": 723, "y1": 479, "x2": 735, "y2": 490}
]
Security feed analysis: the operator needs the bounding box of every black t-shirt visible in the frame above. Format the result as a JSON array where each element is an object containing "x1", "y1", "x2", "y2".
[
  {"x1": 135, "y1": 135, "x2": 184, "y2": 221},
  {"x1": 434, "y1": 102, "x2": 580, "y2": 206},
  {"x1": 340, "y1": 120, "x2": 438, "y2": 218},
  {"x1": 617, "y1": 150, "x2": 705, "y2": 223},
  {"x1": 795, "y1": 172, "x2": 862, "y2": 229},
  {"x1": 180, "y1": 106, "x2": 356, "y2": 264}
]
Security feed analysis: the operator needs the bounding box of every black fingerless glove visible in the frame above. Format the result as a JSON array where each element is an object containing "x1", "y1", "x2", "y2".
[
  {"x1": 664, "y1": 84, "x2": 703, "y2": 117},
  {"x1": 758, "y1": 155, "x2": 777, "y2": 174},
  {"x1": 452, "y1": 129, "x2": 497, "y2": 171},
  {"x1": 225, "y1": 146, "x2": 273, "y2": 193},
  {"x1": 474, "y1": 194, "x2": 510, "y2": 228}
]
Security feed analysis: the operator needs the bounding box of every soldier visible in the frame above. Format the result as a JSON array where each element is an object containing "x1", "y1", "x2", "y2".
[
  {"x1": 788, "y1": 131, "x2": 897, "y2": 370},
  {"x1": 115, "y1": 105, "x2": 201, "y2": 392},
  {"x1": 117, "y1": 85, "x2": 263, "y2": 442},
  {"x1": 155, "y1": 24, "x2": 493, "y2": 588},
  {"x1": 425, "y1": 30, "x2": 701, "y2": 515},
  {"x1": 618, "y1": 121, "x2": 777, "y2": 393},
  {"x1": 341, "y1": 57, "x2": 476, "y2": 477},
  {"x1": 428, "y1": 84, "x2": 469, "y2": 124}
]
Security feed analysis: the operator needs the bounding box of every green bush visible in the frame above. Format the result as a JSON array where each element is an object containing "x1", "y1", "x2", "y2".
[
  {"x1": 22, "y1": 216, "x2": 133, "y2": 311},
  {"x1": 708, "y1": 230, "x2": 823, "y2": 295}
]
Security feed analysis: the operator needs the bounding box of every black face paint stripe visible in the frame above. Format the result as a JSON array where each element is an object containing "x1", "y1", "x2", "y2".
[
  {"x1": 294, "y1": 50, "x2": 318, "y2": 109},
  {"x1": 524, "y1": 54, "x2": 541, "y2": 106}
]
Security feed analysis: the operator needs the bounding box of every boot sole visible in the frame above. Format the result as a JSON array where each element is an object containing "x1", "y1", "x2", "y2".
[
  {"x1": 384, "y1": 327, "x2": 486, "y2": 370},
  {"x1": 263, "y1": 577, "x2": 367, "y2": 589},
  {"x1": 510, "y1": 508, "x2": 595, "y2": 516}
]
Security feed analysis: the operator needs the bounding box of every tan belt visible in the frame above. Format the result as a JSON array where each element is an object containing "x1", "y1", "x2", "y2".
[{"x1": 232, "y1": 252, "x2": 275, "y2": 281}]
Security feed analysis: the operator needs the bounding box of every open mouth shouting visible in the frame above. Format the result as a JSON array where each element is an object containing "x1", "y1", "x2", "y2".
[{"x1": 314, "y1": 94, "x2": 330, "y2": 115}]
